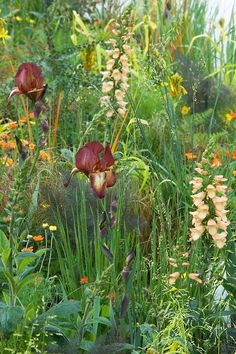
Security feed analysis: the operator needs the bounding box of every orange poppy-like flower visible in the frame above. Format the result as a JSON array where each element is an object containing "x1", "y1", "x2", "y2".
[
  {"x1": 8, "y1": 122, "x2": 18, "y2": 129},
  {"x1": 39, "y1": 150, "x2": 50, "y2": 161},
  {"x1": 185, "y1": 152, "x2": 197, "y2": 160},
  {"x1": 232, "y1": 152, "x2": 236, "y2": 160},
  {"x1": 21, "y1": 246, "x2": 34, "y2": 252},
  {"x1": 80, "y1": 276, "x2": 88, "y2": 284},
  {"x1": 33, "y1": 235, "x2": 44, "y2": 242}
]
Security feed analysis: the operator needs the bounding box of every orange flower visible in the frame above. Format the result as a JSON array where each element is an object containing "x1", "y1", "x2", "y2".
[
  {"x1": 1, "y1": 134, "x2": 9, "y2": 140},
  {"x1": 32, "y1": 274, "x2": 42, "y2": 284},
  {"x1": 185, "y1": 152, "x2": 197, "y2": 160},
  {"x1": 19, "y1": 117, "x2": 27, "y2": 124},
  {"x1": 80, "y1": 276, "x2": 88, "y2": 284},
  {"x1": 39, "y1": 150, "x2": 50, "y2": 161},
  {"x1": 8, "y1": 122, "x2": 18, "y2": 129},
  {"x1": 0, "y1": 141, "x2": 9, "y2": 148},
  {"x1": 8, "y1": 141, "x2": 16, "y2": 149},
  {"x1": 33, "y1": 235, "x2": 44, "y2": 242},
  {"x1": 233, "y1": 171, "x2": 236, "y2": 176},
  {"x1": 232, "y1": 152, "x2": 236, "y2": 160},
  {"x1": 21, "y1": 246, "x2": 34, "y2": 252},
  {"x1": 29, "y1": 143, "x2": 35, "y2": 150},
  {"x1": 211, "y1": 157, "x2": 221, "y2": 167},
  {"x1": 225, "y1": 112, "x2": 236, "y2": 121}
]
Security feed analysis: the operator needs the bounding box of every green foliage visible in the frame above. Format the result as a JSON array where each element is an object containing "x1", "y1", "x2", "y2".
[{"x1": 1, "y1": 0, "x2": 236, "y2": 352}]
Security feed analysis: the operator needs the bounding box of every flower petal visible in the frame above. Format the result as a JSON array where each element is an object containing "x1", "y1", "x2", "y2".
[
  {"x1": 15, "y1": 63, "x2": 44, "y2": 94},
  {"x1": 64, "y1": 168, "x2": 79, "y2": 188},
  {"x1": 75, "y1": 141, "x2": 103, "y2": 175},
  {"x1": 99, "y1": 144, "x2": 115, "y2": 171},
  {"x1": 7, "y1": 87, "x2": 22, "y2": 103},
  {"x1": 89, "y1": 172, "x2": 107, "y2": 198},
  {"x1": 105, "y1": 170, "x2": 116, "y2": 188}
]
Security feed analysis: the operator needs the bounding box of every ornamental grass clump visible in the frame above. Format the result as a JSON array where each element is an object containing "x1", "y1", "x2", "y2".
[{"x1": 189, "y1": 156, "x2": 230, "y2": 249}]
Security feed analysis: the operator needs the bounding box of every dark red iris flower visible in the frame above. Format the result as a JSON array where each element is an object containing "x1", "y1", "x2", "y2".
[
  {"x1": 64, "y1": 141, "x2": 116, "y2": 199},
  {"x1": 8, "y1": 63, "x2": 47, "y2": 104}
]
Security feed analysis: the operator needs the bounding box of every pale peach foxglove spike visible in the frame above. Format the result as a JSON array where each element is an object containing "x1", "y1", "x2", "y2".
[
  {"x1": 168, "y1": 272, "x2": 180, "y2": 285},
  {"x1": 214, "y1": 175, "x2": 227, "y2": 182},
  {"x1": 190, "y1": 225, "x2": 205, "y2": 241},
  {"x1": 206, "y1": 219, "x2": 218, "y2": 236},
  {"x1": 191, "y1": 192, "x2": 206, "y2": 206},
  {"x1": 206, "y1": 184, "x2": 216, "y2": 199},
  {"x1": 102, "y1": 81, "x2": 114, "y2": 93},
  {"x1": 188, "y1": 273, "x2": 203, "y2": 284}
]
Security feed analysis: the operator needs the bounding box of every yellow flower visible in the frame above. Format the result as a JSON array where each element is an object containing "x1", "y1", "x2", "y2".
[
  {"x1": 49, "y1": 225, "x2": 57, "y2": 231},
  {"x1": 181, "y1": 105, "x2": 190, "y2": 115},
  {"x1": 169, "y1": 73, "x2": 187, "y2": 98},
  {"x1": 0, "y1": 157, "x2": 14, "y2": 166},
  {"x1": 225, "y1": 112, "x2": 236, "y2": 121},
  {"x1": 15, "y1": 16, "x2": 22, "y2": 22},
  {"x1": 29, "y1": 143, "x2": 35, "y2": 150},
  {"x1": 42, "y1": 223, "x2": 49, "y2": 228},
  {"x1": 82, "y1": 46, "x2": 96, "y2": 72},
  {"x1": 0, "y1": 18, "x2": 10, "y2": 41},
  {"x1": 42, "y1": 202, "x2": 50, "y2": 209},
  {"x1": 39, "y1": 150, "x2": 50, "y2": 161}
]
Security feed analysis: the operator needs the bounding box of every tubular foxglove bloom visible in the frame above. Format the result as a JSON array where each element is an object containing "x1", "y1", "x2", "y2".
[
  {"x1": 8, "y1": 63, "x2": 47, "y2": 116},
  {"x1": 64, "y1": 141, "x2": 116, "y2": 199}
]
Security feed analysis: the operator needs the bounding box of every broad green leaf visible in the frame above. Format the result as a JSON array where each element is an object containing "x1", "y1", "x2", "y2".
[
  {"x1": 0, "y1": 303, "x2": 24, "y2": 336},
  {"x1": 15, "y1": 251, "x2": 38, "y2": 273},
  {"x1": 16, "y1": 273, "x2": 36, "y2": 294},
  {"x1": 0, "y1": 230, "x2": 9, "y2": 253}
]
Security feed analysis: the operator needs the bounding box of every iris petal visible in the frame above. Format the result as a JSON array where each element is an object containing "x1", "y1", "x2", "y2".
[
  {"x1": 75, "y1": 141, "x2": 103, "y2": 175},
  {"x1": 106, "y1": 170, "x2": 116, "y2": 187},
  {"x1": 99, "y1": 144, "x2": 115, "y2": 171},
  {"x1": 89, "y1": 172, "x2": 107, "y2": 198}
]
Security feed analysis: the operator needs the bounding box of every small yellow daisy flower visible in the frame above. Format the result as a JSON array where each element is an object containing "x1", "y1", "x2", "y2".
[
  {"x1": 49, "y1": 225, "x2": 57, "y2": 231},
  {"x1": 42, "y1": 223, "x2": 49, "y2": 228},
  {"x1": 181, "y1": 105, "x2": 190, "y2": 115}
]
